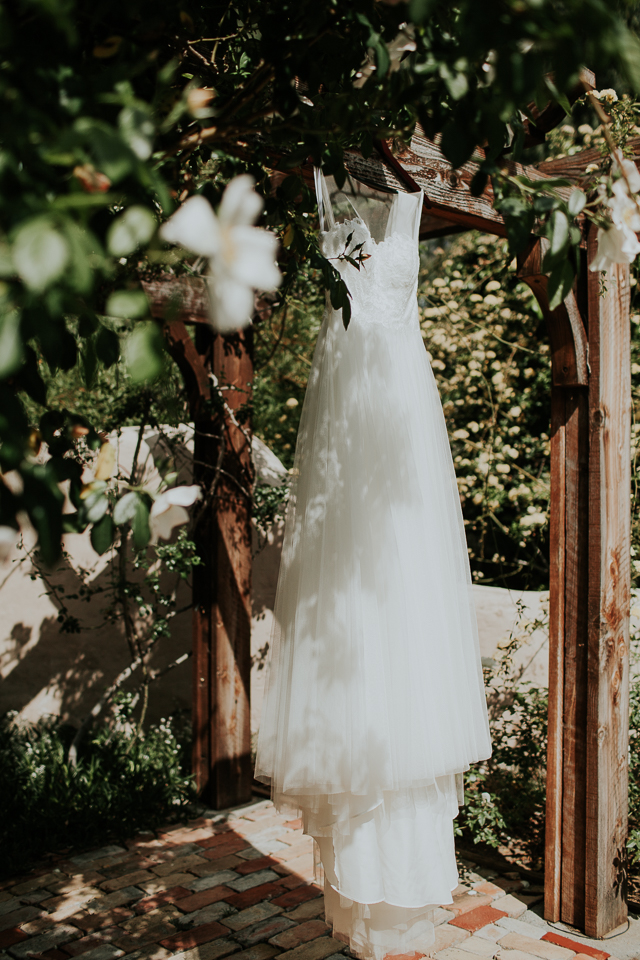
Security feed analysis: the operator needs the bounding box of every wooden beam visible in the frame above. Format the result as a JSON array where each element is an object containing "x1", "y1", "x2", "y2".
[
  {"x1": 538, "y1": 137, "x2": 640, "y2": 182},
  {"x1": 143, "y1": 276, "x2": 210, "y2": 326},
  {"x1": 518, "y1": 243, "x2": 590, "y2": 925},
  {"x1": 190, "y1": 326, "x2": 254, "y2": 810},
  {"x1": 585, "y1": 226, "x2": 631, "y2": 938},
  {"x1": 153, "y1": 281, "x2": 254, "y2": 811},
  {"x1": 517, "y1": 239, "x2": 588, "y2": 387}
]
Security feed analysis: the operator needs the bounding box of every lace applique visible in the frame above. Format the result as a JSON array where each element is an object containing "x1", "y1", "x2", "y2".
[{"x1": 320, "y1": 221, "x2": 420, "y2": 330}]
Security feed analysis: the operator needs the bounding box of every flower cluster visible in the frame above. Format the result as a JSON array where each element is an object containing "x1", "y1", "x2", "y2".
[{"x1": 591, "y1": 157, "x2": 640, "y2": 272}]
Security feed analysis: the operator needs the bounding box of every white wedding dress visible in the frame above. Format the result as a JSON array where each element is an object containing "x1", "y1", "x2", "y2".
[{"x1": 255, "y1": 170, "x2": 491, "y2": 960}]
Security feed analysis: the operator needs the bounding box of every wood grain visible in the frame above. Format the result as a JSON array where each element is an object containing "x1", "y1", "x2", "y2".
[
  {"x1": 517, "y1": 239, "x2": 588, "y2": 387},
  {"x1": 560, "y1": 386, "x2": 589, "y2": 929},
  {"x1": 142, "y1": 276, "x2": 210, "y2": 326},
  {"x1": 536, "y1": 137, "x2": 640, "y2": 182},
  {"x1": 585, "y1": 227, "x2": 631, "y2": 938},
  {"x1": 546, "y1": 386, "x2": 567, "y2": 921}
]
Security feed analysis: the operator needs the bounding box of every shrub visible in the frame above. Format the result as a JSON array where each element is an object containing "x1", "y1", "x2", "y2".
[{"x1": 0, "y1": 700, "x2": 195, "y2": 878}]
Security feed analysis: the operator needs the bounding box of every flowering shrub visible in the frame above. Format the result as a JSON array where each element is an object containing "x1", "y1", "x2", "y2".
[
  {"x1": 0, "y1": 702, "x2": 194, "y2": 878},
  {"x1": 418, "y1": 235, "x2": 554, "y2": 589}
]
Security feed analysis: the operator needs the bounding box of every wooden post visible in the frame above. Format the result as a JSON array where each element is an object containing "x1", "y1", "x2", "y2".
[
  {"x1": 585, "y1": 227, "x2": 631, "y2": 937},
  {"x1": 191, "y1": 326, "x2": 254, "y2": 809},
  {"x1": 144, "y1": 277, "x2": 254, "y2": 810},
  {"x1": 518, "y1": 233, "x2": 630, "y2": 936}
]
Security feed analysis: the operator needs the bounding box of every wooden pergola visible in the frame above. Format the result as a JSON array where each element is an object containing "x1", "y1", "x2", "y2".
[{"x1": 143, "y1": 70, "x2": 632, "y2": 941}]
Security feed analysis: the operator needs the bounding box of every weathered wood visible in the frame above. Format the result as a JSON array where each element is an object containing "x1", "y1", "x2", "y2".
[
  {"x1": 143, "y1": 275, "x2": 210, "y2": 326},
  {"x1": 537, "y1": 137, "x2": 640, "y2": 181},
  {"x1": 376, "y1": 131, "x2": 573, "y2": 237},
  {"x1": 190, "y1": 327, "x2": 254, "y2": 810},
  {"x1": 150, "y1": 276, "x2": 254, "y2": 810},
  {"x1": 585, "y1": 227, "x2": 631, "y2": 938},
  {"x1": 517, "y1": 239, "x2": 588, "y2": 387},
  {"x1": 518, "y1": 242, "x2": 590, "y2": 925},
  {"x1": 164, "y1": 320, "x2": 210, "y2": 417},
  {"x1": 546, "y1": 387, "x2": 566, "y2": 921},
  {"x1": 560, "y1": 386, "x2": 590, "y2": 929}
]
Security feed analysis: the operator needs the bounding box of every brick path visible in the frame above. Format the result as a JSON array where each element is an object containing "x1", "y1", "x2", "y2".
[{"x1": 1, "y1": 799, "x2": 636, "y2": 960}]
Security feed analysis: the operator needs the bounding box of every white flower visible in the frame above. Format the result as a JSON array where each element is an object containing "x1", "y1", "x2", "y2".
[
  {"x1": 481, "y1": 792, "x2": 492, "y2": 803},
  {"x1": 149, "y1": 485, "x2": 202, "y2": 544},
  {"x1": 591, "y1": 160, "x2": 640, "y2": 272},
  {"x1": 592, "y1": 88, "x2": 618, "y2": 103},
  {"x1": 0, "y1": 525, "x2": 17, "y2": 563},
  {"x1": 160, "y1": 176, "x2": 281, "y2": 332}
]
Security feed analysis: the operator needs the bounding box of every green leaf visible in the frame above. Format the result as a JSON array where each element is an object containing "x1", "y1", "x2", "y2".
[
  {"x1": 470, "y1": 170, "x2": 488, "y2": 197},
  {"x1": 82, "y1": 338, "x2": 98, "y2": 387},
  {"x1": 106, "y1": 289, "x2": 149, "y2": 319},
  {"x1": 440, "y1": 121, "x2": 476, "y2": 169},
  {"x1": 618, "y1": 29, "x2": 640, "y2": 93},
  {"x1": 132, "y1": 496, "x2": 150, "y2": 550},
  {"x1": 107, "y1": 206, "x2": 156, "y2": 257},
  {"x1": 90, "y1": 514, "x2": 114, "y2": 554},
  {"x1": 124, "y1": 321, "x2": 165, "y2": 383},
  {"x1": 568, "y1": 188, "x2": 586, "y2": 217},
  {"x1": 96, "y1": 325, "x2": 120, "y2": 367},
  {"x1": 75, "y1": 118, "x2": 134, "y2": 183},
  {"x1": 533, "y1": 194, "x2": 559, "y2": 214},
  {"x1": 548, "y1": 260, "x2": 574, "y2": 311},
  {"x1": 0, "y1": 310, "x2": 24, "y2": 379},
  {"x1": 12, "y1": 218, "x2": 69, "y2": 292},
  {"x1": 60, "y1": 220, "x2": 98, "y2": 295},
  {"x1": 544, "y1": 77, "x2": 572, "y2": 118},
  {"x1": 118, "y1": 106, "x2": 155, "y2": 161},
  {"x1": 62, "y1": 512, "x2": 86, "y2": 534},
  {"x1": 14, "y1": 347, "x2": 47, "y2": 404},
  {"x1": 84, "y1": 491, "x2": 108, "y2": 524},
  {"x1": 113, "y1": 491, "x2": 138, "y2": 526},
  {"x1": 440, "y1": 64, "x2": 468, "y2": 100},
  {"x1": 547, "y1": 209, "x2": 569, "y2": 258}
]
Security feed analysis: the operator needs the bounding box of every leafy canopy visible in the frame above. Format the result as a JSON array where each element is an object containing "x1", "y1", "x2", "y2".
[{"x1": 1, "y1": 0, "x2": 639, "y2": 561}]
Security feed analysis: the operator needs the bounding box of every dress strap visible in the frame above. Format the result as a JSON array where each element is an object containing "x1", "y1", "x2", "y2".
[{"x1": 314, "y1": 166, "x2": 335, "y2": 232}]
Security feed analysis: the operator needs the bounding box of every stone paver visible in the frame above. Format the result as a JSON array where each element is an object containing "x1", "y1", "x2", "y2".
[
  {"x1": 494, "y1": 896, "x2": 529, "y2": 919},
  {"x1": 496, "y1": 932, "x2": 575, "y2": 959},
  {"x1": 495, "y1": 917, "x2": 545, "y2": 939},
  {"x1": 451, "y1": 905, "x2": 508, "y2": 933},
  {"x1": 437, "y1": 948, "x2": 496, "y2": 960},
  {"x1": 3, "y1": 798, "x2": 639, "y2": 960},
  {"x1": 454, "y1": 933, "x2": 500, "y2": 956},
  {"x1": 221, "y1": 902, "x2": 283, "y2": 932},
  {"x1": 541, "y1": 933, "x2": 609, "y2": 960},
  {"x1": 432, "y1": 923, "x2": 471, "y2": 952}
]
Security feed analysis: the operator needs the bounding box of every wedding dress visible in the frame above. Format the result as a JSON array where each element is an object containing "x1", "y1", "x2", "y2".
[{"x1": 255, "y1": 169, "x2": 491, "y2": 960}]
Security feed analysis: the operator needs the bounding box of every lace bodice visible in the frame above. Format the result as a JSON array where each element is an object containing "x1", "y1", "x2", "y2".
[{"x1": 315, "y1": 169, "x2": 423, "y2": 330}]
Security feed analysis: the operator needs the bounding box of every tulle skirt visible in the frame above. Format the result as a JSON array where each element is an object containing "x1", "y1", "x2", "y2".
[{"x1": 255, "y1": 301, "x2": 491, "y2": 959}]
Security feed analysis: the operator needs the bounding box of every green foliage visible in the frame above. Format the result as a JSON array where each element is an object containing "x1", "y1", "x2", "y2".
[
  {"x1": 2, "y1": 0, "x2": 638, "y2": 563},
  {"x1": 0, "y1": 705, "x2": 194, "y2": 879},
  {"x1": 456, "y1": 770, "x2": 507, "y2": 850},
  {"x1": 253, "y1": 483, "x2": 289, "y2": 542},
  {"x1": 485, "y1": 684, "x2": 549, "y2": 864}
]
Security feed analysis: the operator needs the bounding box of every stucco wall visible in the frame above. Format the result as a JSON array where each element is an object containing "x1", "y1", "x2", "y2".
[{"x1": 0, "y1": 429, "x2": 551, "y2": 736}]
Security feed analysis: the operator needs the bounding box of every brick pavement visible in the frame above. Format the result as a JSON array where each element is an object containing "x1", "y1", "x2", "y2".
[{"x1": 0, "y1": 799, "x2": 632, "y2": 960}]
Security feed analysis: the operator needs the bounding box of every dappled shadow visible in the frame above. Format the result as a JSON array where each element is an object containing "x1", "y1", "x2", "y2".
[{"x1": 0, "y1": 539, "x2": 193, "y2": 728}]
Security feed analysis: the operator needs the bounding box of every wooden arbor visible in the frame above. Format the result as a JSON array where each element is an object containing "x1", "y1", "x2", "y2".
[
  {"x1": 145, "y1": 89, "x2": 632, "y2": 939},
  {"x1": 350, "y1": 130, "x2": 631, "y2": 938}
]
